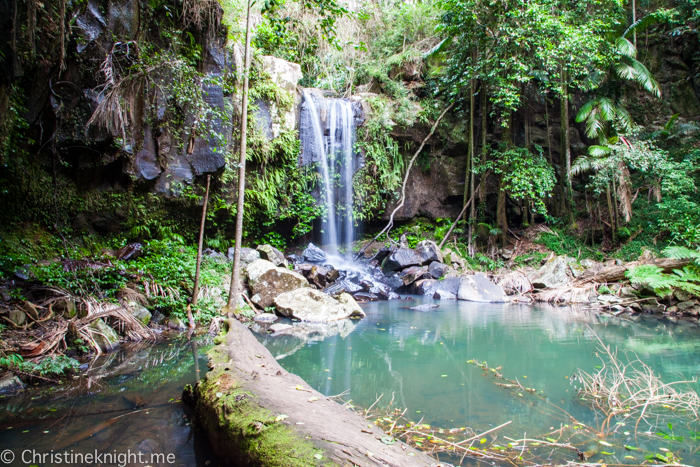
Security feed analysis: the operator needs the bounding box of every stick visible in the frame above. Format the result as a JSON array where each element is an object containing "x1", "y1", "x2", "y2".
[
  {"x1": 455, "y1": 420, "x2": 512, "y2": 446},
  {"x1": 355, "y1": 102, "x2": 455, "y2": 259},
  {"x1": 438, "y1": 179, "x2": 485, "y2": 250}
]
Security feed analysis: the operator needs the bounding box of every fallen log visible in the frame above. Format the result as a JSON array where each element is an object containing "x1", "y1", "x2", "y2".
[
  {"x1": 194, "y1": 319, "x2": 442, "y2": 467},
  {"x1": 579, "y1": 257, "x2": 690, "y2": 284}
]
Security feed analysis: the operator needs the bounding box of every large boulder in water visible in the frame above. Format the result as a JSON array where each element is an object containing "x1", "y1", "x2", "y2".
[
  {"x1": 416, "y1": 240, "x2": 443, "y2": 265},
  {"x1": 89, "y1": 319, "x2": 120, "y2": 352},
  {"x1": 457, "y1": 273, "x2": 507, "y2": 302},
  {"x1": 256, "y1": 244, "x2": 288, "y2": 268},
  {"x1": 274, "y1": 289, "x2": 365, "y2": 322},
  {"x1": 381, "y1": 247, "x2": 421, "y2": 273},
  {"x1": 247, "y1": 259, "x2": 308, "y2": 308},
  {"x1": 302, "y1": 243, "x2": 327, "y2": 262},
  {"x1": 412, "y1": 277, "x2": 461, "y2": 296},
  {"x1": 528, "y1": 255, "x2": 570, "y2": 289}
]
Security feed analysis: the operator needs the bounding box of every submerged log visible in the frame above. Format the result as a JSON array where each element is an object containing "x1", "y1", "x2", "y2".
[
  {"x1": 194, "y1": 319, "x2": 441, "y2": 467},
  {"x1": 579, "y1": 258, "x2": 690, "y2": 283}
]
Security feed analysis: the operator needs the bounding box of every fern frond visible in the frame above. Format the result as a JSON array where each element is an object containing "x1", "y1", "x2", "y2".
[{"x1": 663, "y1": 246, "x2": 700, "y2": 263}]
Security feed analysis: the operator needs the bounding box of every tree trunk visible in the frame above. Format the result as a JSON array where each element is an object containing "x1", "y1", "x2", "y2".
[
  {"x1": 464, "y1": 59, "x2": 476, "y2": 251},
  {"x1": 192, "y1": 174, "x2": 211, "y2": 307},
  {"x1": 560, "y1": 68, "x2": 572, "y2": 221},
  {"x1": 581, "y1": 258, "x2": 690, "y2": 283},
  {"x1": 227, "y1": 0, "x2": 253, "y2": 313},
  {"x1": 606, "y1": 182, "x2": 616, "y2": 242},
  {"x1": 497, "y1": 177, "x2": 508, "y2": 246}
]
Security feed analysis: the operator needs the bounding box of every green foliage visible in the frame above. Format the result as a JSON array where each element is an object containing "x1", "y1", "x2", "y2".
[
  {"x1": 353, "y1": 96, "x2": 413, "y2": 221},
  {"x1": 626, "y1": 247, "x2": 700, "y2": 297},
  {"x1": 0, "y1": 354, "x2": 80, "y2": 377},
  {"x1": 481, "y1": 146, "x2": 556, "y2": 215},
  {"x1": 535, "y1": 230, "x2": 606, "y2": 261}
]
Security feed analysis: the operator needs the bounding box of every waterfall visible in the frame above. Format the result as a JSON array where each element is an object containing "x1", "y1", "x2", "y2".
[{"x1": 300, "y1": 91, "x2": 357, "y2": 258}]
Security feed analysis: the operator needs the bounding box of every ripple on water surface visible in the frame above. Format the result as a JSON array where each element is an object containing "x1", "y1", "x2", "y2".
[
  {"x1": 257, "y1": 296, "x2": 700, "y2": 465},
  {"x1": 0, "y1": 333, "x2": 215, "y2": 467}
]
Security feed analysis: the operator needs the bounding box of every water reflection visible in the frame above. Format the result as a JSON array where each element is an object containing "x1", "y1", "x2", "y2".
[
  {"x1": 0, "y1": 333, "x2": 216, "y2": 467},
  {"x1": 257, "y1": 297, "x2": 700, "y2": 465}
]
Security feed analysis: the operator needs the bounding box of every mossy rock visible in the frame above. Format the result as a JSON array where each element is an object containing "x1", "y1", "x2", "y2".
[{"x1": 194, "y1": 319, "x2": 437, "y2": 466}]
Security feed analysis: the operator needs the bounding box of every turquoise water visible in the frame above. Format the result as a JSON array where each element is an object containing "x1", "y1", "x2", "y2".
[{"x1": 257, "y1": 297, "x2": 700, "y2": 465}]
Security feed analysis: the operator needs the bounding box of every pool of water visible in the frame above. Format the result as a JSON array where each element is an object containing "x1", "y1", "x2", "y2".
[
  {"x1": 257, "y1": 297, "x2": 700, "y2": 465},
  {"x1": 0, "y1": 333, "x2": 216, "y2": 467}
]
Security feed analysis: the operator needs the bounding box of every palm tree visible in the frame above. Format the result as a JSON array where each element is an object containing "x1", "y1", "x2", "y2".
[{"x1": 576, "y1": 35, "x2": 660, "y2": 143}]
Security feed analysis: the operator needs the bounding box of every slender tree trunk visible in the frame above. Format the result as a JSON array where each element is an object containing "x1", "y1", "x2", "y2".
[
  {"x1": 192, "y1": 174, "x2": 211, "y2": 307},
  {"x1": 632, "y1": 0, "x2": 637, "y2": 47},
  {"x1": 611, "y1": 173, "x2": 619, "y2": 232},
  {"x1": 560, "y1": 68, "x2": 572, "y2": 221},
  {"x1": 496, "y1": 113, "x2": 512, "y2": 245},
  {"x1": 464, "y1": 58, "x2": 476, "y2": 251},
  {"x1": 606, "y1": 182, "x2": 616, "y2": 242},
  {"x1": 226, "y1": 0, "x2": 253, "y2": 313}
]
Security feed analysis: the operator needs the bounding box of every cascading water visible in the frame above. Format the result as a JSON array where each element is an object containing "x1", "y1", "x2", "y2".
[{"x1": 300, "y1": 91, "x2": 358, "y2": 258}]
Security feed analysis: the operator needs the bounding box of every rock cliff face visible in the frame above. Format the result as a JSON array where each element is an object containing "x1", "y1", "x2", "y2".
[{"x1": 2, "y1": 0, "x2": 699, "y2": 234}]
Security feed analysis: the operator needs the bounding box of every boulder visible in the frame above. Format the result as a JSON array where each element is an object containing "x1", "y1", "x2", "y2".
[
  {"x1": 274, "y1": 289, "x2": 365, "y2": 322},
  {"x1": 354, "y1": 292, "x2": 379, "y2": 302},
  {"x1": 529, "y1": 256, "x2": 570, "y2": 288},
  {"x1": 443, "y1": 248, "x2": 466, "y2": 270},
  {"x1": 433, "y1": 289, "x2": 456, "y2": 300},
  {"x1": 409, "y1": 304, "x2": 439, "y2": 311},
  {"x1": 7, "y1": 309, "x2": 26, "y2": 326},
  {"x1": 247, "y1": 259, "x2": 308, "y2": 309},
  {"x1": 126, "y1": 301, "x2": 152, "y2": 326},
  {"x1": 677, "y1": 300, "x2": 697, "y2": 311},
  {"x1": 168, "y1": 317, "x2": 187, "y2": 331},
  {"x1": 414, "y1": 277, "x2": 461, "y2": 297},
  {"x1": 675, "y1": 290, "x2": 693, "y2": 302},
  {"x1": 457, "y1": 273, "x2": 507, "y2": 302},
  {"x1": 116, "y1": 243, "x2": 143, "y2": 261},
  {"x1": 90, "y1": 319, "x2": 120, "y2": 351},
  {"x1": 398, "y1": 266, "x2": 429, "y2": 286},
  {"x1": 416, "y1": 240, "x2": 443, "y2": 265},
  {"x1": 302, "y1": 243, "x2": 327, "y2": 262},
  {"x1": 0, "y1": 374, "x2": 24, "y2": 395},
  {"x1": 228, "y1": 247, "x2": 262, "y2": 267},
  {"x1": 371, "y1": 246, "x2": 395, "y2": 264},
  {"x1": 428, "y1": 262, "x2": 449, "y2": 279},
  {"x1": 269, "y1": 323, "x2": 293, "y2": 334},
  {"x1": 253, "y1": 313, "x2": 278, "y2": 323},
  {"x1": 381, "y1": 247, "x2": 422, "y2": 273},
  {"x1": 569, "y1": 262, "x2": 586, "y2": 278},
  {"x1": 256, "y1": 244, "x2": 288, "y2": 268}
]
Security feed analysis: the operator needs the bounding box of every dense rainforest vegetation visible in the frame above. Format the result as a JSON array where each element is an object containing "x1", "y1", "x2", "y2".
[{"x1": 0, "y1": 0, "x2": 699, "y2": 318}]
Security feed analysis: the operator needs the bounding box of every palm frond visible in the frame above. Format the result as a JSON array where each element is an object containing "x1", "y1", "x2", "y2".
[
  {"x1": 623, "y1": 10, "x2": 672, "y2": 39},
  {"x1": 615, "y1": 106, "x2": 634, "y2": 133},
  {"x1": 615, "y1": 37, "x2": 637, "y2": 58},
  {"x1": 588, "y1": 145, "x2": 612, "y2": 157},
  {"x1": 630, "y1": 58, "x2": 661, "y2": 96},
  {"x1": 576, "y1": 100, "x2": 596, "y2": 123}
]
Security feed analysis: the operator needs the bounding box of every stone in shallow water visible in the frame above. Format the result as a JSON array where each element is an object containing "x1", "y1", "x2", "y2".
[
  {"x1": 274, "y1": 289, "x2": 365, "y2": 322},
  {"x1": 302, "y1": 243, "x2": 327, "y2": 262},
  {"x1": 254, "y1": 313, "x2": 278, "y2": 323},
  {"x1": 433, "y1": 289, "x2": 456, "y2": 300},
  {"x1": 247, "y1": 259, "x2": 308, "y2": 309},
  {"x1": 269, "y1": 323, "x2": 293, "y2": 334},
  {"x1": 457, "y1": 273, "x2": 507, "y2": 303},
  {"x1": 0, "y1": 374, "x2": 24, "y2": 395},
  {"x1": 409, "y1": 304, "x2": 439, "y2": 311}
]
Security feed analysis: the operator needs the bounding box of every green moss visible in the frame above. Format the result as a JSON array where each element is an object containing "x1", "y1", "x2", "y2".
[{"x1": 196, "y1": 346, "x2": 333, "y2": 466}]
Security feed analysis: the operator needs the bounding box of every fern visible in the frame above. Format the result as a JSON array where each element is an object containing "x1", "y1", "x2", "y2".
[
  {"x1": 626, "y1": 264, "x2": 676, "y2": 297},
  {"x1": 626, "y1": 263, "x2": 700, "y2": 298},
  {"x1": 662, "y1": 246, "x2": 700, "y2": 265}
]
